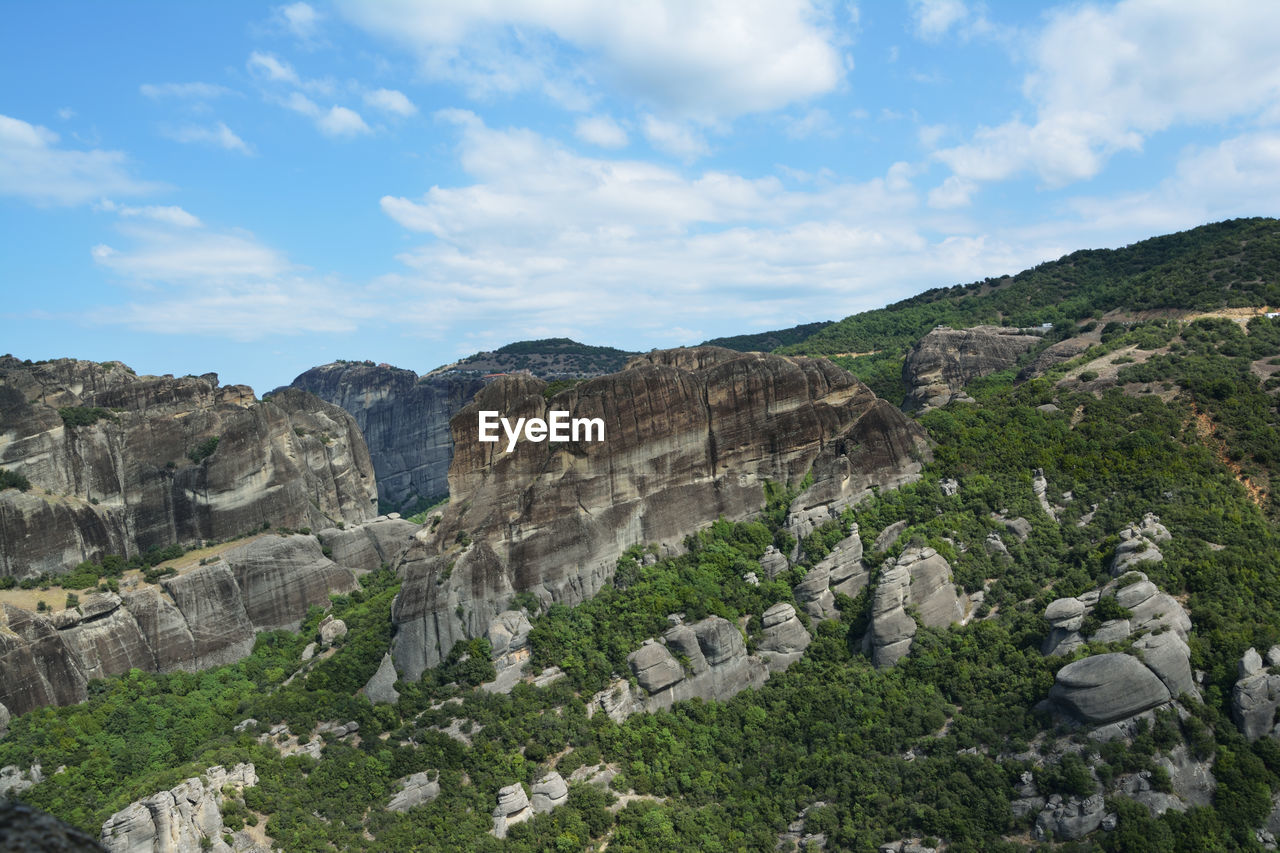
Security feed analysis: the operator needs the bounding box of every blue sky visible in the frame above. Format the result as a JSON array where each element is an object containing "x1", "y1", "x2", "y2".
[{"x1": 3, "y1": 1, "x2": 1279, "y2": 394}]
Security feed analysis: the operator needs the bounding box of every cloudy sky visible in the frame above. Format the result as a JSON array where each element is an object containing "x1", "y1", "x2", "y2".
[{"x1": 3, "y1": 1, "x2": 1279, "y2": 393}]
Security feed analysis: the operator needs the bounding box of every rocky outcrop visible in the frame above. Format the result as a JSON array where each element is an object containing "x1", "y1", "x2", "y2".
[
  {"x1": 1033, "y1": 793, "x2": 1107, "y2": 842},
  {"x1": 387, "y1": 771, "x2": 441, "y2": 812},
  {"x1": 491, "y1": 783, "x2": 533, "y2": 839},
  {"x1": 1, "y1": 800, "x2": 107, "y2": 852},
  {"x1": 1233, "y1": 646, "x2": 1280, "y2": 740},
  {"x1": 1111, "y1": 514, "x2": 1171, "y2": 575},
  {"x1": 758, "y1": 603, "x2": 811, "y2": 671},
  {"x1": 391, "y1": 347, "x2": 928, "y2": 678},
  {"x1": 1050, "y1": 654, "x2": 1172, "y2": 724},
  {"x1": 867, "y1": 548, "x2": 968, "y2": 668},
  {"x1": 0, "y1": 357, "x2": 377, "y2": 579},
  {"x1": 100, "y1": 763, "x2": 259, "y2": 853},
  {"x1": 1018, "y1": 337, "x2": 1094, "y2": 380},
  {"x1": 363, "y1": 652, "x2": 400, "y2": 705},
  {"x1": 530, "y1": 771, "x2": 569, "y2": 814},
  {"x1": 291, "y1": 363, "x2": 484, "y2": 514},
  {"x1": 316, "y1": 516, "x2": 418, "y2": 572},
  {"x1": 1044, "y1": 572, "x2": 1196, "y2": 725},
  {"x1": 902, "y1": 325, "x2": 1041, "y2": 411},
  {"x1": 590, "y1": 615, "x2": 773, "y2": 722},
  {"x1": 0, "y1": 534, "x2": 358, "y2": 715}
]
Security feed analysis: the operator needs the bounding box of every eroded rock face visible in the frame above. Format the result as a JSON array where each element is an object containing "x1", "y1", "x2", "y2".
[
  {"x1": 1033, "y1": 793, "x2": 1107, "y2": 842},
  {"x1": 0, "y1": 534, "x2": 358, "y2": 715},
  {"x1": 391, "y1": 347, "x2": 928, "y2": 677},
  {"x1": 758, "y1": 603, "x2": 811, "y2": 671},
  {"x1": 317, "y1": 516, "x2": 419, "y2": 572},
  {"x1": 1, "y1": 801, "x2": 106, "y2": 852},
  {"x1": 100, "y1": 763, "x2": 258, "y2": 853},
  {"x1": 530, "y1": 771, "x2": 569, "y2": 814},
  {"x1": 902, "y1": 325, "x2": 1041, "y2": 411},
  {"x1": 291, "y1": 363, "x2": 485, "y2": 514},
  {"x1": 1050, "y1": 654, "x2": 1172, "y2": 724},
  {"x1": 1111, "y1": 514, "x2": 1171, "y2": 576},
  {"x1": 1233, "y1": 647, "x2": 1280, "y2": 740},
  {"x1": 491, "y1": 783, "x2": 532, "y2": 839},
  {"x1": 867, "y1": 548, "x2": 968, "y2": 668},
  {"x1": 0, "y1": 357, "x2": 377, "y2": 579},
  {"x1": 387, "y1": 771, "x2": 441, "y2": 812}
]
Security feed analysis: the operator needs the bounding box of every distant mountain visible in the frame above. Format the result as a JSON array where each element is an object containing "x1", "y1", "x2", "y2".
[
  {"x1": 432, "y1": 337, "x2": 636, "y2": 378},
  {"x1": 702, "y1": 320, "x2": 835, "y2": 353}
]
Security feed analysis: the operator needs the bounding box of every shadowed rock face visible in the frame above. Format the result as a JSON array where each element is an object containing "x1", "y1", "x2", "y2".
[
  {"x1": 902, "y1": 325, "x2": 1041, "y2": 411},
  {"x1": 0, "y1": 357, "x2": 377, "y2": 578},
  {"x1": 290, "y1": 363, "x2": 485, "y2": 514},
  {"x1": 0, "y1": 534, "x2": 359, "y2": 715},
  {"x1": 390, "y1": 347, "x2": 929, "y2": 678}
]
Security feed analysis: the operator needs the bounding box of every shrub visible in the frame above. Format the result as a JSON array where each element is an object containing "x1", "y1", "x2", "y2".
[
  {"x1": 58, "y1": 406, "x2": 112, "y2": 427},
  {"x1": 0, "y1": 468, "x2": 31, "y2": 492},
  {"x1": 187, "y1": 436, "x2": 220, "y2": 464}
]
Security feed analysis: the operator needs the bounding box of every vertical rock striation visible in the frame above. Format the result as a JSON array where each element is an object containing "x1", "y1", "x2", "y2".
[{"x1": 389, "y1": 347, "x2": 930, "y2": 678}]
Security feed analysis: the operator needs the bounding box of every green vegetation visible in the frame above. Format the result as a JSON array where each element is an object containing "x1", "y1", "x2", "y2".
[
  {"x1": 188, "y1": 436, "x2": 220, "y2": 464},
  {"x1": 702, "y1": 320, "x2": 835, "y2": 353},
  {"x1": 0, "y1": 467, "x2": 32, "y2": 492},
  {"x1": 58, "y1": 406, "x2": 113, "y2": 427}
]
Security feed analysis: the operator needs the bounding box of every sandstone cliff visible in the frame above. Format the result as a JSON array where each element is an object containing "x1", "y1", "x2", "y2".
[
  {"x1": 290, "y1": 363, "x2": 484, "y2": 514},
  {"x1": 0, "y1": 532, "x2": 367, "y2": 715},
  {"x1": 390, "y1": 346, "x2": 929, "y2": 678},
  {"x1": 901, "y1": 325, "x2": 1042, "y2": 411},
  {"x1": 0, "y1": 357, "x2": 377, "y2": 578}
]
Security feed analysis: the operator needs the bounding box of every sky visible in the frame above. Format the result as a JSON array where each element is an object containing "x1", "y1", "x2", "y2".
[{"x1": 3, "y1": 0, "x2": 1280, "y2": 394}]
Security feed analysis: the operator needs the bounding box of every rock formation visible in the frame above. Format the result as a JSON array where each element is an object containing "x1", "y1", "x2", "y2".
[
  {"x1": 290, "y1": 363, "x2": 484, "y2": 514},
  {"x1": 1018, "y1": 337, "x2": 1094, "y2": 380},
  {"x1": 491, "y1": 783, "x2": 533, "y2": 839},
  {"x1": 901, "y1": 325, "x2": 1042, "y2": 411},
  {"x1": 1233, "y1": 646, "x2": 1280, "y2": 740},
  {"x1": 1033, "y1": 793, "x2": 1107, "y2": 842},
  {"x1": 1, "y1": 800, "x2": 107, "y2": 852},
  {"x1": 0, "y1": 533, "x2": 359, "y2": 715},
  {"x1": 530, "y1": 771, "x2": 569, "y2": 814},
  {"x1": 390, "y1": 347, "x2": 929, "y2": 678},
  {"x1": 1044, "y1": 572, "x2": 1196, "y2": 725},
  {"x1": 100, "y1": 763, "x2": 260, "y2": 853},
  {"x1": 316, "y1": 516, "x2": 419, "y2": 572},
  {"x1": 589, "y1": 614, "x2": 775, "y2": 722},
  {"x1": 866, "y1": 547, "x2": 969, "y2": 668},
  {"x1": 387, "y1": 771, "x2": 441, "y2": 812},
  {"x1": 757, "y1": 603, "x2": 811, "y2": 671},
  {"x1": 0, "y1": 357, "x2": 377, "y2": 578},
  {"x1": 1110, "y1": 514, "x2": 1171, "y2": 575},
  {"x1": 363, "y1": 652, "x2": 401, "y2": 705}
]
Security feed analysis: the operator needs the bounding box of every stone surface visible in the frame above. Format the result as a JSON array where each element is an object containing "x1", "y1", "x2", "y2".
[
  {"x1": 1034, "y1": 793, "x2": 1106, "y2": 841},
  {"x1": 391, "y1": 347, "x2": 929, "y2": 678},
  {"x1": 758, "y1": 603, "x2": 811, "y2": 670},
  {"x1": 318, "y1": 615, "x2": 347, "y2": 645},
  {"x1": 1049, "y1": 654, "x2": 1171, "y2": 723},
  {"x1": 363, "y1": 652, "x2": 400, "y2": 705},
  {"x1": 491, "y1": 783, "x2": 532, "y2": 839},
  {"x1": 0, "y1": 701, "x2": 8, "y2": 740},
  {"x1": 628, "y1": 643, "x2": 685, "y2": 693},
  {"x1": 1045, "y1": 598, "x2": 1086, "y2": 631},
  {"x1": 759, "y1": 546, "x2": 789, "y2": 579},
  {"x1": 816, "y1": 531, "x2": 868, "y2": 598},
  {"x1": 0, "y1": 535, "x2": 359, "y2": 715},
  {"x1": 1233, "y1": 648, "x2": 1280, "y2": 740},
  {"x1": 530, "y1": 772, "x2": 569, "y2": 814},
  {"x1": 794, "y1": 564, "x2": 838, "y2": 621},
  {"x1": 867, "y1": 547, "x2": 969, "y2": 668},
  {"x1": 99, "y1": 763, "x2": 257, "y2": 853},
  {"x1": 1, "y1": 801, "x2": 107, "y2": 852},
  {"x1": 1111, "y1": 515, "x2": 1170, "y2": 576},
  {"x1": 387, "y1": 771, "x2": 441, "y2": 812},
  {"x1": 0, "y1": 357, "x2": 376, "y2": 579},
  {"x1": 316, "y1": 517, "x2": 419, "y2": 573},
  {"x1": 902, "y1": 325, "x2": 1041, "y2": 411},
  {"x1": 873, "y1": 520, "x2": 909, "y2": 553}
]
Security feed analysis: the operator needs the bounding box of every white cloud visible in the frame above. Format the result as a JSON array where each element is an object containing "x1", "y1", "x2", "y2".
[
  {"x1": 247, "y1": 51, "x2": 300, "y2": 85},
  {"x1": 57, "y1": 108, "x2": 76, "y2": 120},
  {"x1": 935, "y1": 0, "x2": 1280, "y2": 187},
  {"x1": 0, "y1": 113, "x2": 158, "y2": 206},
  {"x1": 140, "y1": 82, "x2": 234, "y2": 100},
  {"x1": 363, "y1": 88, "x2": 417, "y2": 116},
  {"x1": 641, "y1": 115, "x2": 709, "y2": 160},
  {"x1": 162, "y1": 122, "x2": 253, "y2": 154},
  {"x1": 927, "y1": 175, "x2": 975, "y2": 209},
  {"x1": 97, "y1": 199, "x2": 202, "y2": 228},
  {"x1": 909, "y1": 0, "x2": 967, "y2": 41},
  {"x1": 273, "y1": 2, "x2": 322, "y2": 41},
  {"x1": 337, "y1": 0, "x2": 846, "y2": 120},
  {"x1": 575, "y1": 115, "x2": 628, "y2": 148},
  {"x1": 317, "y1": 106, "x2": 371, "y2": 137},
  {"x1": 784, "y1": 108, "x2": 835, "y2": 140},
  {"x1": 370, "y1": 114, "x2": 1062, "y2": 344}
]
